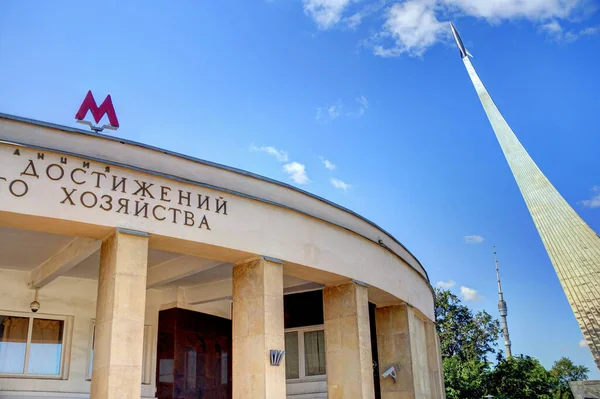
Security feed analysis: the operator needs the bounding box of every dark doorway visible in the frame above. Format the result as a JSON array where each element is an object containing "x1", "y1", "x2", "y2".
[{"x1": 156, "y1": 308, "x2": 232, "y2": 399}]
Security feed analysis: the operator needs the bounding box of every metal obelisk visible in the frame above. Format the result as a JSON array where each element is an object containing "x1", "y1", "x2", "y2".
[
  {"x1": 450, "y1": 23, "x2": 600, "y2": 369},
  {"x1": 494, "y1": 247, "x2": 512, "y2": 358}
]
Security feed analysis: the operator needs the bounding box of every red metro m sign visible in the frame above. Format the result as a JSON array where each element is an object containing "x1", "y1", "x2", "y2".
[{"x1": 74, "y1": 90, "x2": 119, "y2": 133}]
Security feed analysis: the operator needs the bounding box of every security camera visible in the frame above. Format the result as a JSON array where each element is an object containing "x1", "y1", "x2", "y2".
[
  {"x1": 382, "y1": 366, "x2": 397, "y2": 383},
  {"x1": 30, "y1": 300, "x2": 40, "y2": 313}
]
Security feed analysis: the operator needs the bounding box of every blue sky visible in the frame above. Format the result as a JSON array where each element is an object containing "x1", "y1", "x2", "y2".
[{"x1": 2, "y1": 0, "x2": 600, "y2": 377}]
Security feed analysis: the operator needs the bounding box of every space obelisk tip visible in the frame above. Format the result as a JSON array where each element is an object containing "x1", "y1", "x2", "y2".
[{"x1": 450, "y1": 22, "x2": 471, "y2": 59}]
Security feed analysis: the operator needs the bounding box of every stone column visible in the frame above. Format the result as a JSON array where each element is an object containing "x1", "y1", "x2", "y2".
[
  {"x1": 91, "y1": 229, "x2": 149, "y2": 399},
  {"x1": 323, "y1": 281, "x2": 375, "y2": 399},
  {"x1": 425, "y1": 321, "x2": 445, "y2": 399},
  {"x1": 376, "y1": 304, "x2": 443, "y2": 399},
  {"x1": 232, "y1": 257, "x2": 285, "y2": 399},
  {"x1": 375, "y1": 304, "x2": 415, "y2": 399}
]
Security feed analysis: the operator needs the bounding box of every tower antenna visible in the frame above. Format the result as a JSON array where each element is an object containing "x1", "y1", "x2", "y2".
[{"x1": 494, "y1": 246, "x2": 512, "y2": 357}]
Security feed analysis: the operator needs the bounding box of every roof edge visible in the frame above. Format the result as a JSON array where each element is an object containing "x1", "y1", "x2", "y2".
[{"x1": 0, "y1": 112, "x2": 429, "y2": 282}]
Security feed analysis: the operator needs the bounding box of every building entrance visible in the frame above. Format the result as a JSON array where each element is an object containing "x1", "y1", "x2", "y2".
[{"x1": 156, "y1": 308, "x2": 232, "y2": 399}]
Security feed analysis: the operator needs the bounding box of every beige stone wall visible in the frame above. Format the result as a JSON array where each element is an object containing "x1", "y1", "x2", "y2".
[
  {"x1": 232, "y1": 258, "x2": 286, "y2": 399},
  {"x1": 91, "y1": 231, "x2": 148, "y2": 399},
  {"x1": 410, "y1": 313, "x2": 431, "y2": 399},
  {"x1": 375, "y1": 304, "x2": 445, "y2": 399},
  {"x1": 0, "y1": 134, "x2": 434, "y2": 321},
  {"x1": 323, "y1": 282, "x2": 375, "y2": 399}
]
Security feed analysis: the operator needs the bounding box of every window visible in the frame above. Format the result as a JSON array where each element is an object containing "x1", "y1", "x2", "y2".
[
  {"x1": 0, "y1": 312, "x2": 71, "y2": 379},
  {"x1": 86, "y1": 319, "x2": 152, "y2": 384},
  {"x1": 284, "y1": 326, "x2": 326, "y2": 380}
]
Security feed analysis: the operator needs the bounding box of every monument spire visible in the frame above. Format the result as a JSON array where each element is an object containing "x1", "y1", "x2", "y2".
[
  {"x1": 494, "y1": 246, "x2": 512, "y2": 358},
  {"x1": 451, "y1": 22, "x2": 600, "y2": 370}
]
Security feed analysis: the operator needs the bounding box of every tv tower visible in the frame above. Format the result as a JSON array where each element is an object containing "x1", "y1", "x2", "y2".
[{"x1": 494, "y1": 246, "x2": 512, "y2": 358}]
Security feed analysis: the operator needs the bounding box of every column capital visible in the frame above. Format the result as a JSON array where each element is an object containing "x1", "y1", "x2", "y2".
[
  {"x1": 115, "y1": 227, "x2": 149, "y2": 238},
  {"x1": 235, "y1": 255, "x2": 284, "y2": 266}
]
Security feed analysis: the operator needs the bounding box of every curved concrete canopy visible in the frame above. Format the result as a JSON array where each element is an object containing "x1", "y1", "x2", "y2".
[{"x1": 0, "y1": 113, "x2": 435, "y2": 320}]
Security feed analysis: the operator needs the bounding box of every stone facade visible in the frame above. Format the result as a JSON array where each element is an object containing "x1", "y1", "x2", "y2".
[{"x1": 0, "y1": 114, "x2": 445, "y2": 399}]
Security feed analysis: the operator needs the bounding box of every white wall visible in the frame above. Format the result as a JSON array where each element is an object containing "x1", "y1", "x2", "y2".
[{"x1": 0, "y1": 269, "x2": 159, "y2": 399}]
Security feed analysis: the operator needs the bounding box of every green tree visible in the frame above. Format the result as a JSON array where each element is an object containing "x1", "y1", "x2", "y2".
[
  {"x1": 485, "y1": 355, "x2": 554, "y2": 399},
  {"x1": 549, "y1": 357, "x2": 589, "y2": 399},
  {"x1": 435, "y1": 288, "x2": 501, "y2": 361},
  {"x1": 435, "y1": 288, "x2": 501, "y2": 397},
  {"x1": 443, "y1": 356, "x2": 489, "y2": 399}
]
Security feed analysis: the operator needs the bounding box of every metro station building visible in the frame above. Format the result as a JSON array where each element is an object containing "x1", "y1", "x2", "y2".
[{"x1": 0, "y1": 113, "x2": 444, "y2": 399}]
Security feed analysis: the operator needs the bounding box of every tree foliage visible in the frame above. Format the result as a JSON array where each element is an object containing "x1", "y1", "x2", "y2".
[
  {"x1": 486, "y1": 355, "x2": 554, "y2": 399},
  {"x1": 443, "y1": 357, "x2": 489, "y2": 399},
  {"x1": 434, "y1": 288, "x2": 589, "y2": 399},
  {"x1": 549, "y1": 357, "x2": 589, "y2": 399},
  {"x1": 435, "y1": 288, "x2": 501, "y2": 361}
]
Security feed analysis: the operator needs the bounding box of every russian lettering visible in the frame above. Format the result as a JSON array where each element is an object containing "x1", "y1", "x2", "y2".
[
  {"x1": 100, "y1": 195, "x2": 113, "y2": 211},
  {"x1": 80, "y1": 191, "x2": 98, "y2": 208},
  {"x1": 168, "y1": 207, "x2": 182, "y2": 224},
  {"x1": 117, "y1": 198, "x2": 130, "y2": 214},
  {"x1": 178, "y1": 190, "x2": 191, "y2": 207},
  {"x1": 184, "y1": 211, "x2": 194, "y2": 226},
  {"x1": 60, "y1": 157, "x2": 68, "y2": 164},
  {"x1": 160, "y1": 186, "x2": 171, "y2": 202},
  {"x1": 198, "y1": 215, "x2": 210, "y2": 230},
  {"x1": 215, "y1": 197, "x2": 227, "y2": 215},
  {"x1": 133, "y1": 180, "x2": 155, "y2": 199},
  {"x1": 70, "y1": 168, "x2": 87, "y2": 185},
  {"x1": 60, "y1": 187, "x2": 77, "y2": 205},
  {"x1": 37, "y1": 153, "x2": 44, "y2": 160},
  {"x1": 134, "y1": 201, "x2": 149, "y2": 218},
  {"x1": 46, "y1": 164, "x2": 65, "y2": 181},
  {"x1": 197, "y1": 194, "x2": 210, "y2": 211},
  {"x1": 91, "y1": 171, "x2": 106, "y2": 188},
  {"x1": 83, "y1": 161, "x2": 90, "y2": 169},
  {"x1": 9, "y1": 179, "x2": 28, "y2": 197},
  {"x1": 20, "y1": 160, "x2": 39, "y2": 179},
  {"x1": 112, "y1": 176, "x2": 127, "y2": 193},
  {"x1": 152, "y1": 205, "x2": 166, "y2": 221}
]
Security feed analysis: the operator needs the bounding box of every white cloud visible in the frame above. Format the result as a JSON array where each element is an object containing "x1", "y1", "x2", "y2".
[
  {"x1": 357, "y1": 95, "x2": 369, "y2": 109},
  {"x1": 441, "y1": 0, "x2": 579, "y2": 21},
  {"x1": 319, "y1": 156, "x2": 337, "y2": 170},
  {"x1": 319, "y1": 97, "x2": 369, "y2": 120},
  {"x1": 435, "y1": 280, "x2": 456, "y2": 289},
  {"x1": 540, "y1": 20, "x2": 600, "y2": 41},
  {"x1": 343, "y1": 0, "x2": 389, "y2": 29},
  {"x1": 330, "y1": 177, "x2": 352, "y2": 191},
  {"x1": 284, "y1": 162, "x2": 310, "y2": 184},
  {"x1": 374, "y1": 1, "x2": 447, "y2": 57},
  {"x1": 250, "y1": 145, "x2": 289, "y2": 162},
  {"x1": 580, "y1": 186, "x2": 600, "y2": 208},
  {"x1": 328, "y1": 101, "x2": 342, "y2": 118},
  {"x1": 464, "y1": 235, "x2": 485, "y2": 244},
  {"x1": 303, "y1": 0, "x2": 351, "y2": 29},
  {"x1": 317, "y1": 100, "x2": 344, "y2": 121},
  {"x1": 460, "y1": 286, "x2": 483, "y2": 301},
  {"x1": 297, "y1": 0, "x2": 596, "y2": 57},
  {"x1": 579, "y1": 339, "x2": 588, "y2": 348},
  {"x1": 346, "y1": 12, "x2": 363, "y2": 29},
  {"x1": 351, "y1": 95, "x2": 369, "y2": 116}
]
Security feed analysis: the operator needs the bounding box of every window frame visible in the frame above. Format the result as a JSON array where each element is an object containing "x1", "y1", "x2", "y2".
[
  {"x1": 86, "y1": 319, "x2": 152, "y2": 384},
  {"x1": 284, "y1": 324, "x2": 326, "y2": 383},
  {"x1": 0, "y1": 310, "x2": 72, "y2": 380}
]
